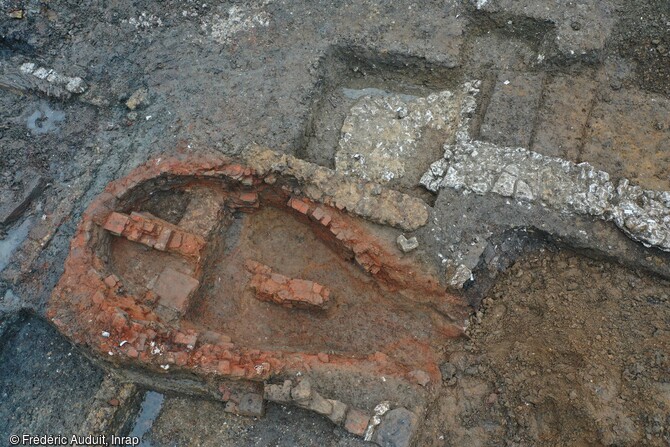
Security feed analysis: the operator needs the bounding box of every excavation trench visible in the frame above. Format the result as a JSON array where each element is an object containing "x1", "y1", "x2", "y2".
[{"x1": 48, "y1": 153, "x2": 469, "y2": 434}]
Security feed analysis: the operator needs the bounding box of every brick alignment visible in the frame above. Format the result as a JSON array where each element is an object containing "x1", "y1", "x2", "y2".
[
  {"x1": 245, "y1": 260, "x2": 331, "y2": 309},
  {"x1": 102, "y1": 211, "x2": 205, "y2": 262}
]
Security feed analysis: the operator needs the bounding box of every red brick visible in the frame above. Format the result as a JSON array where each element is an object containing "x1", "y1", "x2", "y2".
[
  {"x1": 125, "y1": 227, "x2": 142, "y2": 242},
  {"x1": 168, "y1": 232, "x2": 183, "y2": 248},
  {"x1": 152, "y1": 267, "x2": 200, "y2": 314},
  {"x1": 179, "y1": 233, "x2": 204, "y2": 258},
  {"x1": 344, "y1": 408, "x2": 370, "y2": 436},
  {"x1": 175, "y1": 352, "x2": 189, "y2": 366},
  {"x1": 139, "y1": 234, "x2": 156, "y2": 247},
  {"x1": 103, "y1": 212, "x2": 129, "y2": 236},
  {"x1": 270, "y1": 273, "x2": 288, "y2": 285},
  {"x1": 311, "y1": 207, "x2": 325, "y2": 221},
  {"x1": 217, "y1": 360, "x2": 231, "y2": 374},
  {"x1": 154, "y1": 228, "x2": 173, "y2": 251},
  {"x1": 104, "y1": 274, "x2": 119, "y2": 288},
  {"x1": 223, "y1": 164, "x2": 244, "y2": 179},
  {"x1": 239, "y1": 191, "x2": 258, "y2": 204},
  {"x1": 288, "y1": 197, "x2": 310, "y2": 214},
  {"x1": 174, "y1": 332, "x2": 198, "y2": 347},
  {"x1": 135, "y1": 334, "x2": 147, "y2": 351}
]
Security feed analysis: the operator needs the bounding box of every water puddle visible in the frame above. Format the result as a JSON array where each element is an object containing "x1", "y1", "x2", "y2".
[
  {"x1": 127, "y1": 391, "x2": 165, "y2": 447},
  {"x1": 0, "y1": 217, "x2": 33, "y2": 272},
  {"x1": 26, "y1": 102, "x2": 65, "y2": 135}
]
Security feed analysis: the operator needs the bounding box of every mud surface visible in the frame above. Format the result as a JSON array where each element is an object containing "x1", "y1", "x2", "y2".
[
  {"x1": 612, "y1": 1, "x2": 670, "y2": 95},
  {"x1": 419, "y1": 248, "x2": 670, "y2": 446},
  {"x1": 0, "y1": 313, "x2": 105, "y2": 438}
]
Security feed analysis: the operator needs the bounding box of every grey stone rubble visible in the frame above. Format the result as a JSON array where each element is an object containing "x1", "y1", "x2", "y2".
[
  {"x1": 19, "y1": 62, "x2": 87, "y2": 94},
  {"x1": 264, "y1": 378, "x2": 352, "y2": 427},
  {"x1": 446, "y1": 262, "x2": 474, "y2": 290},
  {"x1": 335, "y1": 90, "x2": 461, "y2": 184},
  {"x1": 396, "y1": 234, "x2": 419, "y2": 253},
  {"x1": 246, "y1": 147, "x2": 430, "y2": 231},
  {"x1": 263, "y1": 378, "x2": 417, "y2": 446},
  {"x1": 373, "y1": 407, "x2": 418, "y2": 447},
  {"x1": 421, "y1": 82, "x2": 670, "y2": 253},
  {"x1": 364, "y1": 401, "x2": 391, "y2": 441}
]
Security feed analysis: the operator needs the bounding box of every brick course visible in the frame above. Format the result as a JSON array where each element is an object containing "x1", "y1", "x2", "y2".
[{"x1": 245, "y1": 260, "x2": 331, "y2": 309}]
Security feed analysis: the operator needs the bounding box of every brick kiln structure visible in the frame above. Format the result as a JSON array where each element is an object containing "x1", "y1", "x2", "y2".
[{"x1": 48, "y1": 152, "x2": 469, "y2": 438}]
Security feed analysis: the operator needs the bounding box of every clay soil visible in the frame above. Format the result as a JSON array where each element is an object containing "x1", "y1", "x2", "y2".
[
  {"x1": 190, "y1": 205, "x2": 446, "y2": 363},
  {"x1": 419, "y1": 248, "x2": 670, "y2": 447}
]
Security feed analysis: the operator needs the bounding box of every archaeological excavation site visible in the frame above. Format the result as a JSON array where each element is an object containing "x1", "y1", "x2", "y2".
[{"x1": 1, "y1": 1, "x2": 670, "y2": 446}]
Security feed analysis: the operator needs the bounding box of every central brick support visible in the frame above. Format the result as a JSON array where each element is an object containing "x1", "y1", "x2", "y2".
[
  {"x1": 151, "y1": 267, "x2": 200, "y2": 322},
  {"x1": 245, "y1": 260, "x2": 331, "y2": 309}
]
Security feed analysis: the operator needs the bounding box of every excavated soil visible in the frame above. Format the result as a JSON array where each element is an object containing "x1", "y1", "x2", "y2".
[
  {"x1": 419, "y1": 248, "x2": 670, "y2": 447},
  {"x1": 190, "y1": 205, "x2": 444, "y2": 360}
]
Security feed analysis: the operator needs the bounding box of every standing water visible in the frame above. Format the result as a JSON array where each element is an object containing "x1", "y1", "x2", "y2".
[{"x1": 127, "y1": 391, "x2": 165, "y2": 447}]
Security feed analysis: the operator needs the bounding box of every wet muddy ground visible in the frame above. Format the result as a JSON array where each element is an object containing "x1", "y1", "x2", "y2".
[{"x1": 420, "y1": 248, "x2": 670, "y2": 446}]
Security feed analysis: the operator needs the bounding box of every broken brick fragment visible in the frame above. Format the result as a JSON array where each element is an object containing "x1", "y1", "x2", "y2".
[
  {"x1": 344, "y1": 408, "x2": 370, "y2": 436},
  {"x1": 288, "y1": 197, "x2": 310, "y2": 214},
  {"x1": 151, "y1": 267, "x2": 200, "y2": 316},
  {"x1": 103, "y1": 274, "x2": 119, "y2": 288},
  {"x1": 231, "y1": 364, "x2": 246, "y2": 377},
  {"x1": 103, "y1": 212, "x2": 129, "y2": 236},
  {"x1": 91, "y1": 291, "x2": 105, "y2": 305},
  {"x1": 238, "y1": 191, "x2": 258, "y2": 204},
  {"x1": 142, "y1": 221, "x2": 156, "y2": 232},
  {"x1": 174, "y1": 332, "x2": 198, "y2": 347},
  {"x1": 174, "y1": 352, "x2": 189, "y2": 366}
]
